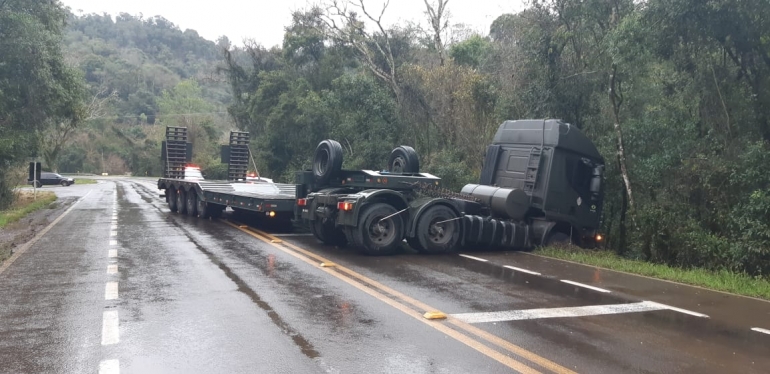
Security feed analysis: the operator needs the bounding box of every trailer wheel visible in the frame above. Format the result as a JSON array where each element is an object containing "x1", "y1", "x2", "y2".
[
  {"x1": 197, "y1": 197, "x2": 210, "y2": 219},
  {"x1": 313, "y1": 140, "x2": 344, "y2": 185},
  {"x1": 354, "y1": 203, "x2": 404, "y2": 255},
  {"x1": 388, "y1": 146, "x2": 420, "y2": 173},
  {"x1": 310, "y1": 219, "x2": 347, "y2": 247},
  {"x1": 176, "y1": 189, "x2": 187, "y2": 214},
  {"x1": 185, "y1": 190, "x2": 198, "y2": 217},
  {"x1": 167, "y1": 189, "x2": 178, "y2": 212},
  {"x1": 415, "y1": 205, "x2": 460, "y2": 254}
]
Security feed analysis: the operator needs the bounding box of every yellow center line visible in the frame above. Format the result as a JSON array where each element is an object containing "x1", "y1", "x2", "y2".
[{"x1": 227, "y1": 221, "x2": 577, "y2": 374}]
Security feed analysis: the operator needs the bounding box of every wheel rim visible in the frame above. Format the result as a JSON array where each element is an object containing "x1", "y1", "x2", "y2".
[
  {"x1": 368, "y1": 216, "x2": 396, "y2": 245},
  {"x1": 428, "y1": 216, "x2": 455, "y2": 245},
  {"x1": 391, "y1": 156, "x2": 406, "y2": 173},
  {"x1": 317, "y1": 149, "x2": 329, "y2": 174}
]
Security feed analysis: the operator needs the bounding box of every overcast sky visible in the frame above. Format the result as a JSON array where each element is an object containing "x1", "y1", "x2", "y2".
[{"x1": 59, "y1": 0, "x2": 526, "y2": 47}]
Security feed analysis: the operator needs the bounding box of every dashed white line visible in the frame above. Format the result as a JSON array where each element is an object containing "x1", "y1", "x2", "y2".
[
  {"x1": 101, "y1": 310, "x2": 119, "y2": 345},
  {"x1": 110, "y1": 230, "x2": 118, "y2": 237},
  {"x1": 110, "y1": 224, "x2": 117, "y2": 230},
  {"x1": 752, "y1": 327, "x2": 770, "y2": 335},
  {"x1": 99, "y1": 359, "x2": 120, "y2": 374},
  {"x1": 109, "y1": 240, "x2": 117, "y2": 246},
  {"x1": 105, "y1": 282, "x2": 119, "y2": 300},
  {"x1": 107, "y1": 264, "x2": 118, "y2": 274},
  {"x1": 459, "y1": 254, "x2": 488, "y2": 262},
  {"x1": 645, "y1": 301, "x2": 710, "y2": 318},
  {"x1": 108, "y1": 249, "x2": 117, "y2": 258},
  {"x1": 451, "y1": 301, "x2": 668, "y2": 323},
  {"x1": 561, "y1": 280, "x2": 611, "y2": 293},
  {"x1": 504, "y1": 265, "x2": 541, "y2": 275}
]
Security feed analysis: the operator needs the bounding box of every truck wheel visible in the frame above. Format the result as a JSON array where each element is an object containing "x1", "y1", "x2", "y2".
[
  {"x1": 388, "y1": 146, "x2": 420, "y2": 173},
  {"x1": 186, "y1": 191, "x2": 198, "y2": 217},
  {"x1": 197, "y1": 198, "x2": 210, "y2": 219},
  {"x1": 167, "y1": 189, "x2": 178, "y2": 212},
  {"x1": 313, "y1": 140, "x2": 343, "y2": 185},
  {"x1": 354, "y1": 203, "x2": 404, "y2": 255},
  {"x1": 311, "y1": 219, "x2": 347, "y2": 247},
  {"x1": 177, "y1": 189, "x2": 187, "y2": 214},
  {"x1": 415, "y1": 205, "x2": 460, "y2": 254}
]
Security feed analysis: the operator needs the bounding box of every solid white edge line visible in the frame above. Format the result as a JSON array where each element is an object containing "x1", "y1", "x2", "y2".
[
  {"x1": 0, "y1": 190, "x2": 93, "y2": 276},
  {"x1": 645, "y1": 301, "x2": 709, "y2": 318},
  {"x1": 751, "y1": 327, "x2": 770, "y2": 335},
  {"x1": 99, "y1": 359, "x2": 120, "y2": 374},
  {"x1": 504, "y1": 265, "x2": 541, "y2": 275},
  {"x1": 561, "y1": 279, "x2": 611, "y2": 293},
  {"x1": 105, "y1": 282, "x2": 119, "y2": 300},
  {"x1": 459, "y1": 254, "x2": 488, "y2": 263},
  {"x1": 101, "y1": 310, "x2": 119, "y2": 345}
]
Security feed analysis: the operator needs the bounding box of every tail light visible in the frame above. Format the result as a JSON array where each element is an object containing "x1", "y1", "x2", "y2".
[
  {"x1": 337, "y1": 202, "x2": 354, "y2": 211},
  {"x1": 297, "y1": 198, "x2": 307, "y2": 206}
]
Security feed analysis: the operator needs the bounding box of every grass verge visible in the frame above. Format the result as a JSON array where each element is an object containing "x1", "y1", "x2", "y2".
[
  {"x1": 0, "y1": 191, "x2": 57, "y2": 229},
  {"x1": 537, "y1": 247, "x2": 770, "y2": 300},
  {"x1": 73, "y1": 178, "x2": 98, "y2": 185}
]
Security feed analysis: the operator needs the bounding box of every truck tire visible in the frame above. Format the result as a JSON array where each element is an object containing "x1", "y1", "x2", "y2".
[
  {"x1": 313, "y1": 140, "x2": 343, "y2": 185},
  {"x1": 185, "y1": 190, "x2": 198, "y2": 217},
  {"x1": 197, "y1": 198, "x2": 210, "y2": 219},
  {"x1": 176, "y1": 189, "x2": 187, "y2": 214},
  {"x1": 311, "y1": 219, "x2": 347, "y2": 247},
  {"x1": 414, "y1": 205, "x2": 460, "y2": 254},
  {"x1": 388, "y1": 146, "x2": 420, "y2": 173},
  {"x1": 353, "y1": 203, "x2": 404, "y2": 255},
  {"x1": 167, "y1": 188, "x2": 178, "y2": 212}
]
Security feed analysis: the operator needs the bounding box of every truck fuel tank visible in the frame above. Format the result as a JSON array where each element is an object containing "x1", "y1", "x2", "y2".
[{"x1": 460, "y1": 184, "x2": 529, "y2": 221}]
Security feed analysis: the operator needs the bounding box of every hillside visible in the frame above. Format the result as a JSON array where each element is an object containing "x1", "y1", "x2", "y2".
[{"x1": 59, "y1": 12, "x2": 234, "y2": 176}]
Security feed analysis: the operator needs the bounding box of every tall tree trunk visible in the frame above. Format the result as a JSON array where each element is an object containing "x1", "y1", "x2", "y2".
[{"x1": 609, "y1": 64, "x2": 635, "y2": 209}]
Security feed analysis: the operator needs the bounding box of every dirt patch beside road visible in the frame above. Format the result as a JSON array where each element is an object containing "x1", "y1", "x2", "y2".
[{"x1": 0, "y1": 196, "x2": 78, "y2": 265}]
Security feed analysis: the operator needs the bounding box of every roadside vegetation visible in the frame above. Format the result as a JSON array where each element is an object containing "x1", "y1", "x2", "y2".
[
  {"x1": 0, "y1": 191, "x2": 58, "y2": 229},
  {"x1": 73, "y1": 179, "x2": 98, "y2": 185},
  {"x1": 2, "y1": 1, "x2": 768, "y2": 281},
  {"x1": 538, "y1": 247, "x2": 770, "y2": 301}
]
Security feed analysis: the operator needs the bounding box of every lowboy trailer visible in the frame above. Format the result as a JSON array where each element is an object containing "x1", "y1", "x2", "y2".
[{"x1": 157, "y1": 126, "x2": 297, "y2": 225}]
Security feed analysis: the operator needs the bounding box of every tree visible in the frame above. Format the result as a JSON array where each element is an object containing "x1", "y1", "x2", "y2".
[{"x1": 0, "y1": 0, "x2": 85, "y2": 207}]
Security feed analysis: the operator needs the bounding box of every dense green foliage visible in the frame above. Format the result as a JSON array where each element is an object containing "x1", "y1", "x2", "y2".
[
  {"x1": 0, "y1": 0, "x2": 86, "y2": 209},
  {"x1": 221, "y1": 1, "x2": 769, "y2": 277}
]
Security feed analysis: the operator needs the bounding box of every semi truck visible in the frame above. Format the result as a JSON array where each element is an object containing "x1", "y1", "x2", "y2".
[
  {"x1": 157, "y1": 119, "x2": 605, "y2": 256},
  {"x1": 296, "y1": 119, "x2": 605, "y2": 255}
]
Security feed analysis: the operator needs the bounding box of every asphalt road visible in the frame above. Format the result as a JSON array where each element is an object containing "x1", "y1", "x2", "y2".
[{"x1": 1, "y1": 178, "x2": 768, "y2": 374}]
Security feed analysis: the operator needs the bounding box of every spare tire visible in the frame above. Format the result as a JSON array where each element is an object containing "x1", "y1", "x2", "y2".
[
  {"x1": 313, "y1": 140, "x2": 343, "y2": 185},
  {"x1": 388, "y1": 146, "x2": 420, "y2": 173}
]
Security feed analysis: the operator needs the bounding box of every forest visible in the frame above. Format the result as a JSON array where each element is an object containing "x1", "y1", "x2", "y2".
[{"x1": 1, "y1": 0, "x2": 768, "y2": 278}]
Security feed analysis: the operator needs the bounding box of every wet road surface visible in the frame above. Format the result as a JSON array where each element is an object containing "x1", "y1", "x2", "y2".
[{"x1": 1, "y1": 178, "x2": 768, "y2": 373}]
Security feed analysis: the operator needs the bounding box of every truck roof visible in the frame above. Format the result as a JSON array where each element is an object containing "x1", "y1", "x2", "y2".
[{"x1": 492, "y1": 119, "x2": 604, "y2": 163}]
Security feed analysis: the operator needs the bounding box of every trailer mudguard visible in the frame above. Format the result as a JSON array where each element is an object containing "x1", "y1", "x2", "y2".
[{"x1": 406, "y1": 198, "x2": 463, "y2": 238}]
